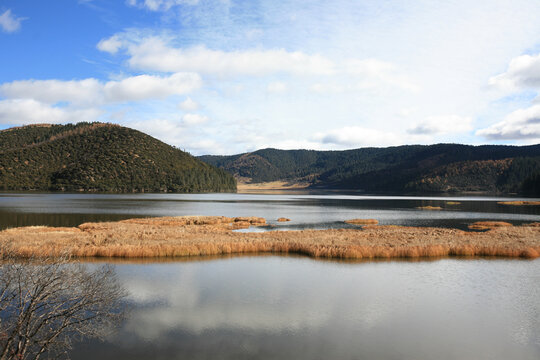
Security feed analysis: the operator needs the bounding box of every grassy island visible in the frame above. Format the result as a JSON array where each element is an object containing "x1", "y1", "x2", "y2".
[{"x1": 1, "y1": 216, "x2": 539, "y2": 260}]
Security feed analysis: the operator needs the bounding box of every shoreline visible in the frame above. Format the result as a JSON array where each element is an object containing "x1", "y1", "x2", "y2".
[{"x1": 1, "y1": 216, "x2": 539, "y2": 260}]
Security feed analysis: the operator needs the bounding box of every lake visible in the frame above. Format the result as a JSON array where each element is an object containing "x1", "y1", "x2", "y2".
[
  {"x1": 0, "y1": 192, "x2": 539, "y2": 230},
  {"x1": 70, "y1": 256, "x2": 540, "y2": 360},
  {"x1": 1, "y1": 192, "x2": 539, "y2": 359}
]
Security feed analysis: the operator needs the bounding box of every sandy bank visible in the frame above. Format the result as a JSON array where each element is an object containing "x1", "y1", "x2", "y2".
[
  {"x1": 237, "y1": 181, "x2": 309, "y2": 191},
  {"x1": 1, "y1": 216, "x2": 539, "y2": 260}
]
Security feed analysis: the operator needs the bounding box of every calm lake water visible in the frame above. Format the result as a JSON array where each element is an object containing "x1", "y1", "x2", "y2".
[
  {"x1": 1, "y1": 192, "x2": 539, "y2": 359},
  {"x1": 70, "y1": 256, "x2": 540, "y2": 360},
  {"x1": 0, "y1": 192, "x2": 539, "y2": 230}
]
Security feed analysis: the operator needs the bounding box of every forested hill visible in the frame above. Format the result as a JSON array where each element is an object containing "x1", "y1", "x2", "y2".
[
  {"x1": 0, "y1": 123, "x2": 236, "y2": 192},
  {"x1": 200, "y1": 144, "x2": 540, "y2": 195}
]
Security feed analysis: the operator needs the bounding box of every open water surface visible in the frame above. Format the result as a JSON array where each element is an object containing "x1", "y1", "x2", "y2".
[
  {"x1": 0, "y1": 192, "x2": 539, "y2": 230},
  {"x1": 70, "y1": 256, "x2": 540, "y2": 360}
]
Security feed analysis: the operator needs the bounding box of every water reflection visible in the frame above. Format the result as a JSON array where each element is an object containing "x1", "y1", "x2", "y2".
[{"x1": 72, "y1": 257, "x2": 540, "y2": 360}]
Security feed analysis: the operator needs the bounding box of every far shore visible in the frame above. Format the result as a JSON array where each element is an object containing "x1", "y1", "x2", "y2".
[
  {"x1": 1, "y1": 216, "x2": 539, "y2": 260},
  {"x1": 236, "y1": 181, "x2": 310, "y2": 192}
]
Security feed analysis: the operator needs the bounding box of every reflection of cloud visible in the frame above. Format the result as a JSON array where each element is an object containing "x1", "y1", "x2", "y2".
[
  {"x1": 104, "y1": 257, "x2": 540, "y2": 359},
  {"x1": 116, "y1": 258, "x2": 405, "y2": 340},
  {"x1": 120, "y1": 260, "x2": 335, "y2": 338}
]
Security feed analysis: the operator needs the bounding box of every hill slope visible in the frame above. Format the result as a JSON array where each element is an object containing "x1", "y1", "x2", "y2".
[
  {"x1": 0, "y1": 123, "x2": 236, "y2": 192},
  {"x1": 200, "y1": 145, "x2": 540, "y2": 195}
]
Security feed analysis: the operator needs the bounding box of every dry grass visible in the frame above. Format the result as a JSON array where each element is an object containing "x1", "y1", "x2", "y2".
[
  {"x1": 416, "y1": 206, "x2": 443, "y2": 210},
  {"x1": 446, "y1": 201, "x2": 461, "y2": 205},
  {"x1": 277, "y1": 218, "x2": 291, "y2": 222},
  {"x1": 468, "y1": 221, "x2": 513, "y2": 230},
  {"x1": 1, "y1": 216, "x2": 539, "y2": 260},
  {"x1": 344, "y1": 219, "x2": 379, "y2": 225},
  {"x1": 497, "y1": 201, "x2": 540, "y2": 206}
]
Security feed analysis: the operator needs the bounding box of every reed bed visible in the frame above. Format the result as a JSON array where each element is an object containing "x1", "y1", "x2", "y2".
[
  {"x1": 416, "y1": 206, "x2": 443, "y2": 210},
  {"x1": 1, "y1": 216, "x2": 539, "y2": 260},
  {"x1": 344, "y1": 219, "x2": 379, "y2": 225},
  {"x1": 468, "y1": 221, "x2": 513, "y2": 230},
  {"x1": 497, "y1": 201, "x2": 540, "y2": 206}
]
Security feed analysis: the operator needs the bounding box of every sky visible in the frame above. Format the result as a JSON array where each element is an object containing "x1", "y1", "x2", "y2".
[{"x1": 1, "y1": 0, "x2": 540, "y2": 155}]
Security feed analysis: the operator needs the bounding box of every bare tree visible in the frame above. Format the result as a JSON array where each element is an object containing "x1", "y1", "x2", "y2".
[{"x1": 0, "y1": 254, "x2": 127, "y2": 360}]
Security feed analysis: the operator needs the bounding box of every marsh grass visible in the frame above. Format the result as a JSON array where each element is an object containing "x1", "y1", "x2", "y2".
[
  {"x1": 497, "y1": 201, "x2": 540, "y2": 206},
  {"x1": 344, "y1": 219, "x2": 379, "y2": 225},
  {"x1": 1, "y1": 216, "x2": 539, "y2": 260}
]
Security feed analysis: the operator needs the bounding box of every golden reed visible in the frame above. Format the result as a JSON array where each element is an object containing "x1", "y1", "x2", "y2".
[{"x1": 1, "y1": 216, "x2": 539, "y2": 260}]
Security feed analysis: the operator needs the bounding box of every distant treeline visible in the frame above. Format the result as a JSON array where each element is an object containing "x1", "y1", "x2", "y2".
[
  {"x1": 200, "y1": 145, "x2": 540, "y2": 195},
  {"x1": 0, "y1": 122, "x2": 236, "y2": 193}
]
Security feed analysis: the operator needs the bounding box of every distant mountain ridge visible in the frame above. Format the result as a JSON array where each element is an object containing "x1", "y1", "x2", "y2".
[
  {"x1": 199, "y1": 144, "x2": 540, "y2": 195},
  {"x1": 0, "y1": 122, "x2": 236, "y2": 193}
]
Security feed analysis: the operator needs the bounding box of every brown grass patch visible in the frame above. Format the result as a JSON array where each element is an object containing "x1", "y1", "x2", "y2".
[
  {"x1": 1, "y1": 216, "x2": 539, "y2": 260},
  {"x1": 446, "y1": 201, "x2": 461, "y2": 205},
  {"x1": 468, "y1": 221, "x2": 513, "y2": 230},
  {"x1": 497, "y1": 201, "x2": 540, "y2": 206},
  {"x1": 416, "y1": 206, "x2": 443, "y2": 210},
  {"x1": 344, "y1": 219, "x2": 379, "y2": 225},
  {"x1": 277, "y1": 218, "x2": 291, "y2": 222}
]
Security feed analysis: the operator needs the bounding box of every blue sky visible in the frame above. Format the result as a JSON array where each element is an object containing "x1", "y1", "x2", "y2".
[{"x1": 1, "y1": 0, "x2": 540, "y2": 155}]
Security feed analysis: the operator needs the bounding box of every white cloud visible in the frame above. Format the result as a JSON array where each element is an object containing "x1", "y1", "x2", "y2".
[
  {"x1": 266, "y1": 81, "x2": 287, "y2": 93},
  {"x1": 398, "y1": 107, "x2": 417, "y2": 117},
  {"x1": 0, "y1": 99, "x2": 101, "y2": 125},
  {"x1": 309, "y1": 83, "x2": 344, "y2": 94},
  {"x1": 182, "y1": 113, "x2": 208, "y2": 126},
  {"x1": 0, "y1": 73, "x2": 202, "y2": 105},
  {"x1": 127, "y1": 0, "x2": 199, "y2": 11},
  {"x1": 178, "y1": 97, "x2": 199, "y2": 111},
  {"x1": 407, "y1": 115, "x2": 473, "y2": 135},
  {"x1": 489, "y1": 53, "x2": 540, "y2": 91},
  {"x1": 97, "y1": 34, "x2": 123, "y2": 54},
  {"x1": 123, "y1": 38, "x2": 336, "y2": 76},
  {"x1": 129, "y1": 118, "x2": 185, "y2": 146},
  {"x1": 476, "y1": 104, "x2": 540, "y2": 140},
  {"x1": 0, "y1": 78, "x2": 103, "y2": 106},
  {"x1": 128, "y1": 118, "x2": 226, "y2": 154},
  {"x1": 312, "y1": 126, "x2": 420, "y2": 148},
  {"x1": 103, "y1": 73, "x2": 201, "y2": 102},
  {"x1": 0, "y1": 10, "x2": 24, "y2": 33},
  {"x1": 345, "y1": 59, "x2": 419, "y2": 92},
  {"x1": 96, "y1": 34, "x2": 417, "y2": 93}
]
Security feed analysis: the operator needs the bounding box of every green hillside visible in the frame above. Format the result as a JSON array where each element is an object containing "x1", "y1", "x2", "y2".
[
  {"x1": 0, "y1": 123, "x2": 236, "y2": 193},
  {"x1": 200, "y1": 144, "x2": 540, "y2": 194}
]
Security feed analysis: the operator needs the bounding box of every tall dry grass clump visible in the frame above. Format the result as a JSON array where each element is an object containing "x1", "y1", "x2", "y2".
[
  {"x1": 344, "y1": 219, "x2": 379, "y2": 225},
  {"x1": 468, "y1": 221, "x2": 513, "y2": 230},
  {"x1": 497, "y1": 201, "x2": 540, "y2": 206},
  {"x1": 1, "y1": 216, "x2": 539, "y2": 260}
]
